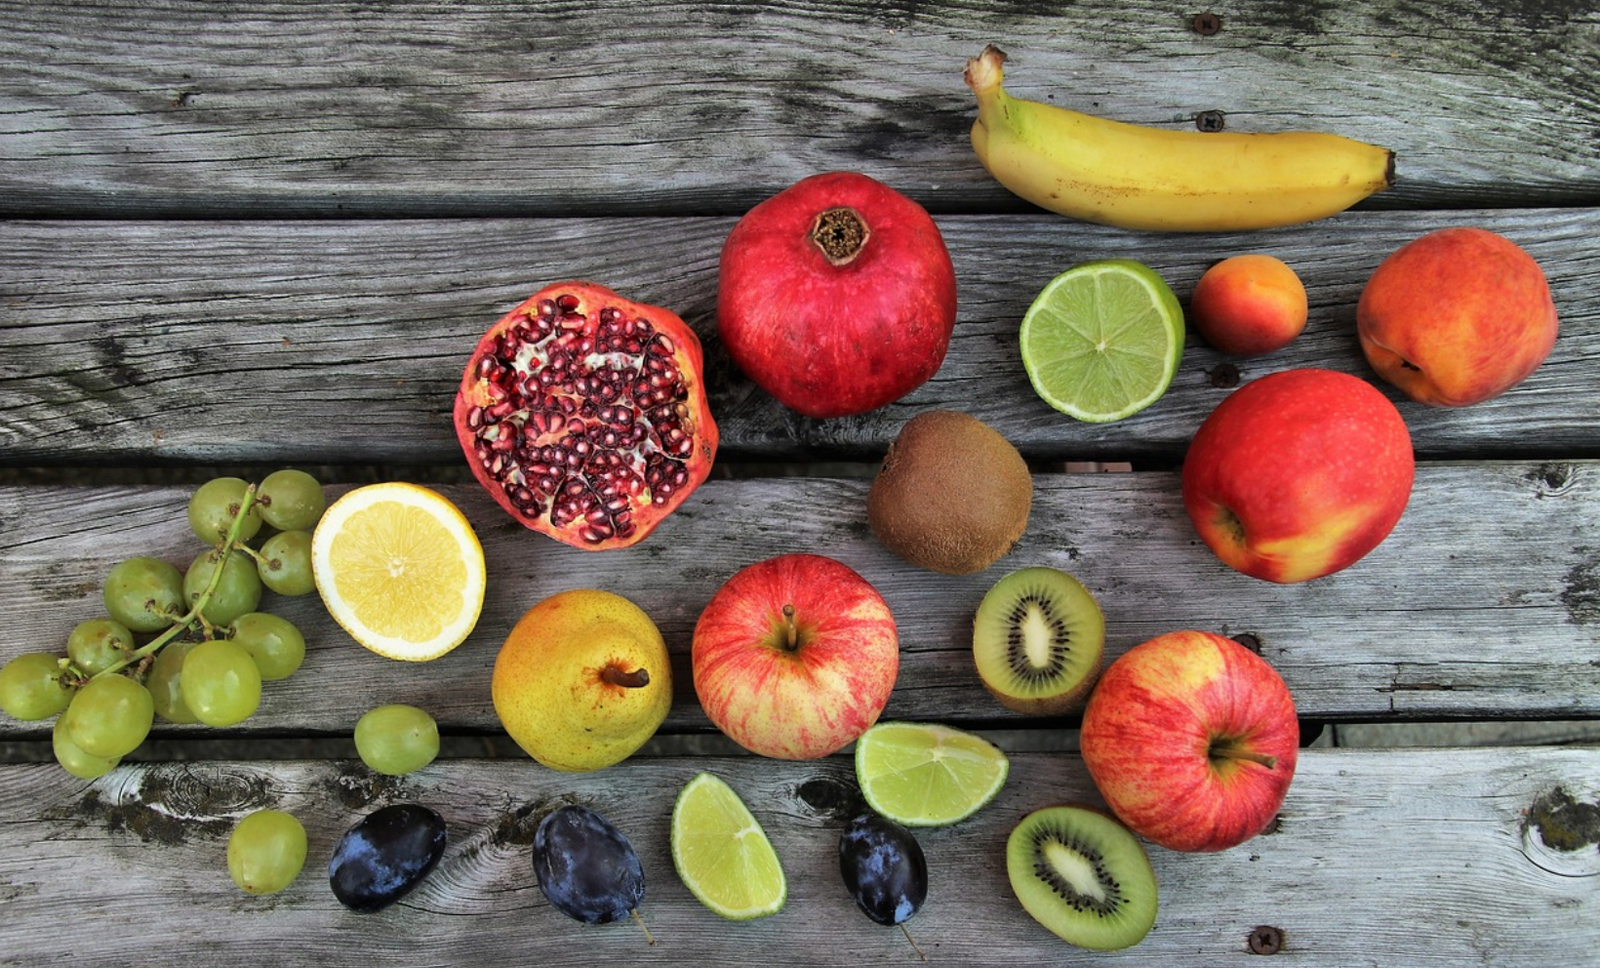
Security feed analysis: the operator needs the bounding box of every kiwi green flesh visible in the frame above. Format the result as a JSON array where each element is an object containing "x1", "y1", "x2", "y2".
[
  {"x1": 973, "y1": 567, "x2": 1104, "y2": 715},
  {"x1": 1006, "y1": 805, "x2": 1158, "y2": 951}
]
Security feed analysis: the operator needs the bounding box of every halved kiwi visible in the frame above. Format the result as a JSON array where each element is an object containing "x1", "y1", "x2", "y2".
[
  {"x1": 972, "y1": 566, "x2": 1104, "y2": 715},
  {"x1": 1006, "y1": 804, "x2": 1158, "y2": 951}
]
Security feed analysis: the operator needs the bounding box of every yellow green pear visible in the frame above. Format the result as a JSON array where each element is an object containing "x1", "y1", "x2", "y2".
[{"x1": 491, "y1": 588, "x2": 672, "y2": 772}]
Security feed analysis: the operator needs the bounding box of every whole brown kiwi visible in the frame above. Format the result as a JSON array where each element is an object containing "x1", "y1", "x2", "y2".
[{"x1": 867, "y1": 410, "x2": 1032, "y2": 574}]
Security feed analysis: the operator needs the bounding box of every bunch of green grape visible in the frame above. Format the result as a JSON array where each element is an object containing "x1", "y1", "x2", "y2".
[{"x1": 0, "y1": 469, "x2": 327, "y2": 779}]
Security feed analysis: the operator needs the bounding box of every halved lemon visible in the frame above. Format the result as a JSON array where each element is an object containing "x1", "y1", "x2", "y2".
[{"x1": 311, "y1": 482, "x2": 486, "y2": 661}]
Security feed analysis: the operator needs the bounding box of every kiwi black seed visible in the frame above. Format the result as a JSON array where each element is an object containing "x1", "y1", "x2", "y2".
[
  {"x1": 972, "y1": 566, "x2": 1104, "y2": 715},
  {"x1": 867, "y1": 410, "x2": 1032, "y2": 575},
  {"x1": 1006, "y1": 804, "x2": 1158, "y2": 951}
]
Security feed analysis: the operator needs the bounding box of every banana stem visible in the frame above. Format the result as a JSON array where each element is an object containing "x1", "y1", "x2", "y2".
[{"x1": 963, "y1": 45, "x2": 1011, "y2": 130}]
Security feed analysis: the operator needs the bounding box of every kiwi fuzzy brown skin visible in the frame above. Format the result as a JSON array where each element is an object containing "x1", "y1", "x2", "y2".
[
  {"x1": 867, "y1": 410, "x2": 1032, "y2": 575},
  {"x1": 973, "y1": 566, "x2": 1105, "y2": 716}
]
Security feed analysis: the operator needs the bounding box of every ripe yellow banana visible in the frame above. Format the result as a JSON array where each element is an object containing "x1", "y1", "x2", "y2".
[{"x1": 964, "y1": 45, "x2": 1395, "y2": 232}]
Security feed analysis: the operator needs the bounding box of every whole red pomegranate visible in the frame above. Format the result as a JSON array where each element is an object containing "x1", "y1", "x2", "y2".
[
  {"x1": 718, "y1": 172, "x2": 958, "y2": 418},
  {"x1": 453, "y1": 281, "x2": 718, "y2": 550}
]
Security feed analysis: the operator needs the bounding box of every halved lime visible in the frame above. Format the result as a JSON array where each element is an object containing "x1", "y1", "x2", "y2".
[
  {"x1": 670, "y1": 771, "x2": 787, "y2": 920},
  {"x1": 855, "y1": 721, "x2": 1010, "y2": 827},
  {"x1": 1019, "y1": 259, "x2": 1185, "y2": 422}
]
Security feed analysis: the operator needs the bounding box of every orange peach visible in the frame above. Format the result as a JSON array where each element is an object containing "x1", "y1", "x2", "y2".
[
  {"x1": 1189, "y1": 254, "x2": 1308, "y2": 356},
  {"x1": 1357, "y1": 227, "x2": 1558, "y2": 406}
]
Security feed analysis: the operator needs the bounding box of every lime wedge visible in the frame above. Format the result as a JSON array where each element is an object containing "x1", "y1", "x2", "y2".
[
  {"x1": 855, "y1": 721, "x2": 1010, "y2": 827},
  {"x1": 670, "y1": 772, "x2": 787, "y2": 920},
  {"x1": 1019, "y1": 259, "x2": 1185, "y2": 422}
]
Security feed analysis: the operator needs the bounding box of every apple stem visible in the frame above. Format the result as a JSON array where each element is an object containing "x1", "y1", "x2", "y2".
[
  {"x1": 601, "y1": 666, "x2": 651, "y2": 689},
  {"x1": 782, "y1": 603, "x2": 799, "y2": 651},
  {"x1": 1210, "y1": 745, "x2": 1278, "y2": 770}
]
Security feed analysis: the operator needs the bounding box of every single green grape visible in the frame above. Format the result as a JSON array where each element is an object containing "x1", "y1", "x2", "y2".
[
  {"x1": 66, "y1": 618, "x2": 135, "y2": 677},
  {"x1": 66, "y1": 674, "x2": 154, "y2": 759},
  {"x1": 0, "y1": 652, "x2": 74, "y2": 721},
  {"x1": 53, "y1": 706, "x2": 120, "y2": 779},
  {"x1": 228, "y1": 808, "x2": 308, "y2": 895},
  {"x1": 179, "y1": 639, "x2": 262, "y2": 727},
  {"x1": 184, "y1": 549, "x2": 263, "y2": 627},
  {"x1": 256, "y1": 469, "x2": 326, "y2": 532},
  {"x1": 188, "y1": 476, "x2": 263, "y2": 545},
  {"x1": 227, "y1": 808, "x2": 308, "y2": 895},
  {"x1": 255, "y1": 529, "x2": 314, "y2": 597},
  {"x1": 147, "y1": 641, "x2": 200, "y2": 724},
  {"x1": 228, "y1": 612, "x2": 306, "y2": 681},
  {"x1": 354, "y1": 704, "x2": 440, "y2": 776},
  {"x1": 103, "y1": 556, "x2": 186, "y2": 633}
]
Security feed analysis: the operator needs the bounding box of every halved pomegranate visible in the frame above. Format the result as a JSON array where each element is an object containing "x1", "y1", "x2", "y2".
[{"x1": 453, "y1": 281, "x2": 719, "y2": 550}]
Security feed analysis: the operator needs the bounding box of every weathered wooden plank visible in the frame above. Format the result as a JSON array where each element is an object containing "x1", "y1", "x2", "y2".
[
  {"x1": 2, "y1": 461, "x2": 1596, "y2": 741},
  {"x1": 1, "y1": 0, "x2": 1597, "y2": 218},
  {"x1": 2, "y1": 208, "x2": 1596, "y2": 467},
  {"x1": 0, "y1": 747, "x2": 1595, "y2": 966}
]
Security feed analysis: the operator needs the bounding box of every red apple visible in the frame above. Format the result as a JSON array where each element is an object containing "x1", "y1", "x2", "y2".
[
  {"x1": 691, "y1": 553, "x2": 899, "y2": 759},
  {"x1": 1358, "y1": 227, "x2": 1558, "y2": 406},
  {"x1": 1189, "y1": 254, "x2": 1308, "y2": 356},
  {"x1": 1080, "y1": 630, "x2": 1299, "y2": 853},
  {"x1": 717, "y1": 171, "x2": 958, "y2": 418},
  {"x1": 1182, "y1": 368, "x2": 1414, "y2": 584}
]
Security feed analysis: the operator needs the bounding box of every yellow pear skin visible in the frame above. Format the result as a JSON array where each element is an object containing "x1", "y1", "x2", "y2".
[{"x1": 492, "y1": 589, "x2": 672, "y2": 772}]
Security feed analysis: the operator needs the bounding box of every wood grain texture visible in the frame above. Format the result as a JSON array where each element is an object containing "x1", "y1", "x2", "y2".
[
  {"x1": 1, "y1": 0, "x2": 1598, "y2": 217},
  {"x1": 0, "y1": 747, "x2": 1596, "y2": 966},
  {"x1": 2, "y1": 208, "x2": 1597, "y2": 467},
  {"x1": 3, "y1": 461, "x2": 1596, "y2": 741}
]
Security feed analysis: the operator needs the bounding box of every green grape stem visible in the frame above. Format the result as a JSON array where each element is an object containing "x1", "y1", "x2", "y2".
[{"x1": 93, "y1": 484, "x2": 262, "y2": 681}]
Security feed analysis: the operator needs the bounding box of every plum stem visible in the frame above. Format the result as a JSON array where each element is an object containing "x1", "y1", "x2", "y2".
[
  {"x1": 630, "y1": 908, "x2": 656, "y2": 945},
  {"x1": 901, "y1": 923, "x2": 927, "y2": 962}
]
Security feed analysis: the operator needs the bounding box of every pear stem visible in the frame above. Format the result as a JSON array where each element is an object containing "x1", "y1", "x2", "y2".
[
  {"x1": 782, "y1": 604, "x2": 798, "y2": 652},
  {"x1": 600, "y1": 666, "x2": 651, "y2": 689},
  {"x1": 1210, "y1": 745, "x2": 1279, "y2": 770}
]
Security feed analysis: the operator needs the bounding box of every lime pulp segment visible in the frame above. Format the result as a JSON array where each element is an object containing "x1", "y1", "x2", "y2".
[
  {"x1": 855, "y1": 721, "x2": 1010, "y2": 827},
  {"x1": 1019, "y1": 260, "x2": 1185, "y2": 423},
  {"x1": 670, "y1": 772, "x2": 787, "y2": 920}
]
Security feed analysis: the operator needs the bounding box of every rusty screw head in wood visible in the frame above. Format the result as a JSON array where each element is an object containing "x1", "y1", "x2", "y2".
[
  {"x1": 1196, "y1": 109, "x2": 1227, "y2": 132},
  {"x1": 1249, "y1": 925, "x2": 1285, "y2": 955},
  {"x1": 1192, "y1": 12, "x2": 1223, "y2": 35}
]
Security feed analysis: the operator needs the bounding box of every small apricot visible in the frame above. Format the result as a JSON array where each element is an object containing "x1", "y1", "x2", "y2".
[{"x1": 1189, "y1": 254, "x2": 1308, "y2": 356}]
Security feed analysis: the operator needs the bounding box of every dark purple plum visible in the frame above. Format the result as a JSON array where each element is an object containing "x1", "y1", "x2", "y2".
[
  {"x1": 328, "y1": 803, "x2": 447, "y2": 913},
  {"x1": 533, "y1": 804, "x2": 645, "y2": 925},
  {"x1": 839, "y1": 812, "x2": 928, "y2": 926}
]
